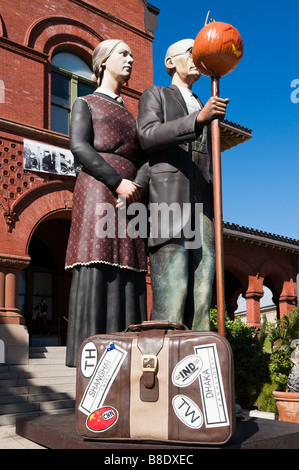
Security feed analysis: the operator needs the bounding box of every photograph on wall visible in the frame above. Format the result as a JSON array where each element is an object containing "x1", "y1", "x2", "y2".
[{"x1": 23, "y1": 138, "x2": 81, "y2": 176}]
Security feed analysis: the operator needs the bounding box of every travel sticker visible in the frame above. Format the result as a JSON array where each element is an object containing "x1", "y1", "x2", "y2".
[
  {"x1": 86, "y1": 406, "x2": 118, "y2": 432},
  {"x1": 172, "y1": 395, "x2": 203, "y2": 429},
  {"x1": 79, "y1": 343, "x2": 127, "y2": 416},
  {"x1": 80, "y1": 341, "x2": 98, "y2": 378},
  {"x1": 194, "y1": 343, "x2": 230, "y2": 428},
  {"x1": 172, "y1": 354, "x2": 202, "y2": 387}
]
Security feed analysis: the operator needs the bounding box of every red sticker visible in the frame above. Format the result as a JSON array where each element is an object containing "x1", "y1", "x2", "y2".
[{"x1": 86, "y1": 406, "x2": 118, "y2": 432}]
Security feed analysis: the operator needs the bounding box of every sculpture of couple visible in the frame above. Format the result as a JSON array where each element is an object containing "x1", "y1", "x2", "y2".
[{"x1": 65, "y1": 38, "x2": 229, "y2": 367}]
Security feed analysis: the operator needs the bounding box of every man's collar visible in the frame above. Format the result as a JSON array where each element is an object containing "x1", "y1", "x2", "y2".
[
  {"x1": 168, "y1": 84, "x2": 203, "y2": 111},
  {"x1": 167, "y1": 84, "x2": 189, "y2": 114}
]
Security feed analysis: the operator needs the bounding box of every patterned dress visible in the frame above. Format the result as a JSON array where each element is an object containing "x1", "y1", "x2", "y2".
[{"x1": 65, "y1": 93, "x2": 148, "y2": 366}]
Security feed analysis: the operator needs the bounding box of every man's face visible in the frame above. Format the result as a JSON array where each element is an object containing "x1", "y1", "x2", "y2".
[{"x1": 170, "y1": 39, "x2": 200, "y2": 85}]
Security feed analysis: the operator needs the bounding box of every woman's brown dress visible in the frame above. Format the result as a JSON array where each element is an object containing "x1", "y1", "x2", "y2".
[{"x1": 65, "y1": 93, "x2": 148, "y2": 366}]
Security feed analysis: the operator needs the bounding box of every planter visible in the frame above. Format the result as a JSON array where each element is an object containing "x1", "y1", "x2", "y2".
[{"x1": 272, "y1": 391, "x2": 299, "y2": 423}]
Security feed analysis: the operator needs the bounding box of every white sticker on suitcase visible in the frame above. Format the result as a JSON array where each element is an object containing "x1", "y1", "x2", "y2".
[
  {"x1": 172, "y1": 395, "x2": 203, "y2": 429},
  {"x1": 194, "y1": 343, "x2": 230, "y2": 428},
  {"x1": 80, "y1": 341, "x2": 98, "y2": 378},
  {"x1": 172, "y1": 355, "x2": 203, "y2": 387},
  {"x1": 79, "y1": 343, "x2": 127, "y2": 416},
  {"x1": 86, "y1": 406, "x2": 119, "y2": 432}
]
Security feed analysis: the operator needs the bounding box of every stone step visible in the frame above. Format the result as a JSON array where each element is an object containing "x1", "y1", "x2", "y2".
[
  {"x1": 0, "y1": 366, "x2": 75, "y2": 379},
  {"x1": 29, "y1": 349, "x2": 67, "y2": 358},
  {"x1": 0, "y1": 347, "x2": 77, "y2": 426},
  {"x1": 0, "y1": 375, "x2": 76, "y2": 389},
  {"x1": 0, "y1": 398, "x2": 76, "y2": 416},
  {"x1": 28, "y1": 347, "x2": 68, "y2": 364},
  {"x1": 0, "y1": 383, "x2": 76, "y2": 396},
  {"x1": 0, "y1": 390, "x2": 75, "y2": 405},
  {"x1": 0, "y1": 408, "x2": 74, "y2": 426},
  {"x1": 29, "y1": 346, "x2": 66, "y2": 353}
]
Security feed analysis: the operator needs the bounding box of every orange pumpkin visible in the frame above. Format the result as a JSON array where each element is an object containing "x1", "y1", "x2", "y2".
[{"x1": 192, "y1": 22, "x2": 243, "y2": 78}]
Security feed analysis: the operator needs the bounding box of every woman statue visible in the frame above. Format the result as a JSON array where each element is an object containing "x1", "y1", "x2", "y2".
[{"x1": 65, "y1": 39, "x2": 148, "y2": 367}]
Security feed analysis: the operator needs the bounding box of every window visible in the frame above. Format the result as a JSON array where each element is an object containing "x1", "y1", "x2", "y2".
[{"x1": 51, "y1": 52, "x2": 96, "y2": 135}]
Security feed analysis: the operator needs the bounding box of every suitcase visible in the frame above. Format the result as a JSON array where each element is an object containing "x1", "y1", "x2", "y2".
[{"x1": 75, "y1": 320, "x2": 235, "y2": 445}]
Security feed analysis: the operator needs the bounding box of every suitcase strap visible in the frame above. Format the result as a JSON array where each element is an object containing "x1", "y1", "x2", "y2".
[
  {"x1": 137, "y1": 329, "x2": 166, "y2": 402},
  {"x1": 125, "y1": 320, "x2": 188, "y2": 332}
]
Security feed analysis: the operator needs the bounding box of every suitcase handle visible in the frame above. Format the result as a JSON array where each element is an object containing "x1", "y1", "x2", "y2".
[{"x1": 124, "y1": 320, "x2": 189, "y2": 332}]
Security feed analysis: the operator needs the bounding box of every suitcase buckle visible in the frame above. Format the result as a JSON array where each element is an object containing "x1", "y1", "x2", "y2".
[{"x1": 141, "y1": 354, "x2": 158, "y2": 373}]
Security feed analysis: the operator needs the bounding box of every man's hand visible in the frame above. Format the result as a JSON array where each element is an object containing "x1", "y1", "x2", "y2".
[
  {"x1": 196, "y1": 97, "x2": 230, "y2": 126},
  {"x1": 115, "y1": 179, "x2": 142, "y2": 208}
]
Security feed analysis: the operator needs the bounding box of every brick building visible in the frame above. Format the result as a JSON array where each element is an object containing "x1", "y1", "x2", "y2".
[
  {"x1": 0, "y1": 0, "x2": 159, "y2": 363},
  {"x1": 0, "y1": 0, "x2": 297, "y2": 366},
  {"x1": 220, "y1": 223, "x2": 298, "y2": 326}
]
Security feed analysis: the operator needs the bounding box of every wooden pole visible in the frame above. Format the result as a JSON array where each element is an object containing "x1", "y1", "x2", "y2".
[{"x1": 211, "y1": 76, "x2": 226, "y2": 336}]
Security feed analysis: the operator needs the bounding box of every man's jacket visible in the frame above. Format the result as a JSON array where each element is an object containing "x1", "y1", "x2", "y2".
[{"x1": 137, "y1": 84, "x2": 213, "y2": 247}]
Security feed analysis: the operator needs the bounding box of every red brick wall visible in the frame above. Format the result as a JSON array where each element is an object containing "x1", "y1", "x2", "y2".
[
  {"x1": 0, "y1": 0, "x2": 155, "y2": 256},
  {"x1": 0, "y1": 0, "x2": 154, "y2": 125}
]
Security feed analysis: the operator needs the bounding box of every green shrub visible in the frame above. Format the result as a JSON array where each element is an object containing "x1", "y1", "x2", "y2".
[
  {"x1": 255, "y1": 306, "x2": 299, "y2": 411},
  {"x1": 268, "y1": 348, "x2": 293, "y2": 391},
  {"x1": 268, "y1": 306, "x2": 299, "y2": 350},
  {"x1": 256, "y1": 383, "x2": 277, "y2": 413},
  {"x1": 210, "y1": 309, "x2": 270, "y2": 409}
]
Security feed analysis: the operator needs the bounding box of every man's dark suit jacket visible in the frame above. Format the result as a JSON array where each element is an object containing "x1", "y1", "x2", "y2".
[{"x1": 137, "y1": 84, "x2": 213, "y2": 247}]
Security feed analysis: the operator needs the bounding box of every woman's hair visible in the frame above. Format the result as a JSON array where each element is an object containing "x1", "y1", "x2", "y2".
[{"x1": 92, "y1": 39, "x2": 124, "y2": 86}]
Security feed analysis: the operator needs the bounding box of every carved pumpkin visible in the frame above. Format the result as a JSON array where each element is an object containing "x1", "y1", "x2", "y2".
[{"x1": 192, "y1": 21, "x2": 243, "y2": 78}]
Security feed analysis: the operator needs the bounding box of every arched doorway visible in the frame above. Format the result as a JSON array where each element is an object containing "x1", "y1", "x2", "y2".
[{"x1": 20, "y1": 216, "x2": 72, "y2": 346}]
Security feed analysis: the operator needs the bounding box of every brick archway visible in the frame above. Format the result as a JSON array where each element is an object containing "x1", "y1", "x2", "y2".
[
  {"x1": 0, "y1": 180, "x2": 74, "y2": 328},
  {"x1": 24, "y1": 213, "x2": 72, "y2": 344},
  {"x1": 220, "y1": 224, "x2": 298, "y2": 326},
  {"x1": 222, "y1": 253, "x2": 255, "y2": 319},
  {"x1": 24, "y1": 16, "x2": 102, "y2": 55},
  {"x1": 9, "y1": 180, "x2": 74, "y2": 256},
  {"x1": 224, "y1": 252, "x2": 255, "y2": 290}
]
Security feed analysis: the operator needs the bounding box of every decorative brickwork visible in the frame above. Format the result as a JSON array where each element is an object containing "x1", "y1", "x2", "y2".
[
  {"x1": 0, "y1": 0, "x2": 158, "y2": 340},
  {"x1": 0, "y1": 137, "x2": 43, "y2": 229}
]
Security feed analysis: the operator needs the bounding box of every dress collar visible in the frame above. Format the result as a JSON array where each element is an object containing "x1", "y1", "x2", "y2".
[{"x1": 95, "y1": 86, "x2": 124, "y2": 104}]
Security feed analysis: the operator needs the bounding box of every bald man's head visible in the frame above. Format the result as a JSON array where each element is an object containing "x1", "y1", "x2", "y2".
[{"x1": 164, "y1": 39, "x2": 194, "y2": 76}]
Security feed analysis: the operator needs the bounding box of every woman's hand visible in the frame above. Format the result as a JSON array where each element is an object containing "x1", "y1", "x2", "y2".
[{"x1": 115, "y1": 179, "x2": 143, "y2": 208}]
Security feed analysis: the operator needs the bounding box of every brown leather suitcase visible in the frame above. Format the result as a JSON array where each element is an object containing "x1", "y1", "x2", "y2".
[{"x1": 75, "y1": 321, "x2": 235, "y2": 445}]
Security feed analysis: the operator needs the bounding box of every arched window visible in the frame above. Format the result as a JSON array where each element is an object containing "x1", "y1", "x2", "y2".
[{"x1": 51, "y1": 52, "x2": 96, "y2": 135}]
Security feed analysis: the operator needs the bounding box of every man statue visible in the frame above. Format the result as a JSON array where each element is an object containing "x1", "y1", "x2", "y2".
[{"x1": 137, "y1": 38, "x2": 229, "y2": 330}]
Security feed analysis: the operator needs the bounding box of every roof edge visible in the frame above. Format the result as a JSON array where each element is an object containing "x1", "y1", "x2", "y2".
[{"x1": 224, "y1": 222, "x2": 299, "y2": 251}]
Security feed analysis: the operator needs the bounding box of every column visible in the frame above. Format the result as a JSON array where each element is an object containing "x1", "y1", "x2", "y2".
[
  {"x1": 245, "y1": 275, "x2": 264, "y2": 328},
  {"x1": 0, "y1": 254, "x2": 30, "y2": 364},
  {"x1": 5, "y1": 270, "x2": 21, "y2": 322},
  {"x1": 279, "y1": 279, "x2": 297, "y2": 317},
  {"x1": 0, "y1": 270, "x2": 5, "y2": 316}
]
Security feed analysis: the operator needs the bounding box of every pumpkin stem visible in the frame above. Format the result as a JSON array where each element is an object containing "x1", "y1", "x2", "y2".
[{"x1": 205, "y1": 11, "x2": 210, "y2": 26}]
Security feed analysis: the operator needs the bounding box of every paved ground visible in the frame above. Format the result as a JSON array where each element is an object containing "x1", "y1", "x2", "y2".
[{"x1": 0, "y1": 425, "x2": 45, "y2": 449}]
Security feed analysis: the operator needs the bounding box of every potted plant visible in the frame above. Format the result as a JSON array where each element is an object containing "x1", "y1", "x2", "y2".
[
  {"x1": 272, "y1": 338, "x2": 299, "y2": 422},
  {"x1": 268, "y1": 306, "x2": 299, "y2": 423}
]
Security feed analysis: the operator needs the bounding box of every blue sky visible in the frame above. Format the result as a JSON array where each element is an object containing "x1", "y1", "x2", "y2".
[{"x1": 150, "y1": 0, "x2": 299, "y2": 240}]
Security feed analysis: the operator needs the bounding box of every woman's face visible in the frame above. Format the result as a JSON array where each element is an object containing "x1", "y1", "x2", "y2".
[{"x1": 104, "y1": 42, "x2": 134, "y2": 85}]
